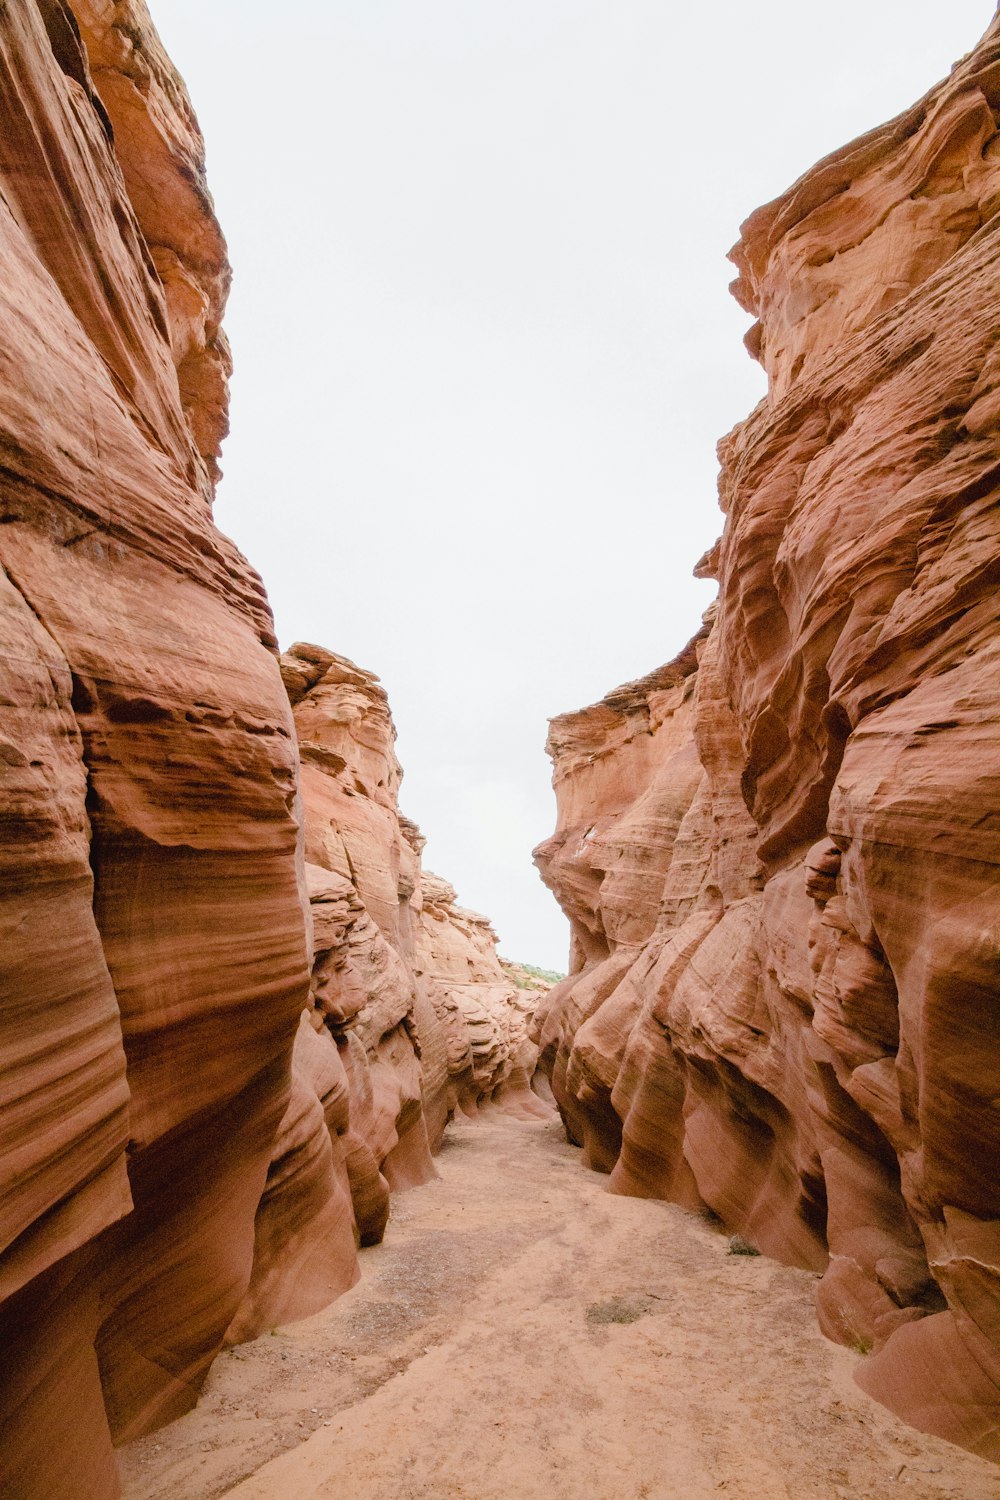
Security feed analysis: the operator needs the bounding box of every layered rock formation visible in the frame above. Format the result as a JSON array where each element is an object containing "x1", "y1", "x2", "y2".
[
  {"x1": 0, "y1": 3, "x2": 308, "y2": 1496},
  {"x1": 284, "y1": 644, "x2": 448, "y2": 1196},
  {"x1": 416, "y1": 877, "x2": 552, "y2": 1120},
  {"x1": 535, "y1": 12, "x2": 1000, "y2": 1461},
  {"x1": 282, "y1": 643, "x2": 549, "y2": 1174},
  {"x1": 233, "y1": 643, "x2": 552, "y2": 1333},
  {"x1": 0, "y1": 10, "x2": 542, "y2": 1499}
]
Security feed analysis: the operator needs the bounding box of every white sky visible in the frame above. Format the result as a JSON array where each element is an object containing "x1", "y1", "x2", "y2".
[{"x1": 151, "y1": 0, "x2": 995, "y2": 972}]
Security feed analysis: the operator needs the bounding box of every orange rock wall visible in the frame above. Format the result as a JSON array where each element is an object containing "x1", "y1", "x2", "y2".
[
  {"x1": 0, "y1": 13, "x2": 542, "y2": 1498},
  {"x1": 265, "y1": 644, "x2": 550, "y2": 1334},
  {"x1": 284, "y1": 644, "x2": 444, "y2": 1211},
  {"x1": 535, "y1": 13, "x2": 1000, "y2": 1461},
  {"x1": 416, "y1": 876, "x2": 551, "y2": 1121},
  {"x1": 0, "y1": 4, "x2": 308, "y2": 1497}
]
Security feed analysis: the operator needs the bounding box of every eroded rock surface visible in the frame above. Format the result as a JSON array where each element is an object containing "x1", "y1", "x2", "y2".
[
  {"x1": 0, "y1": 4, "x2": 308, "y2": 1496},
  {"x1": 0, "y1": 12, "x2": 542, "y2": 1499},
  {"x1": 535, "y1": 13, "x2": 1000, "y2": 1461},
  {"x1": 248, "y1": 644, "x2": 550, "y2": 1344},
  {"x1": 416, "y1": 876, "x2": 551, "y2": 1121}
]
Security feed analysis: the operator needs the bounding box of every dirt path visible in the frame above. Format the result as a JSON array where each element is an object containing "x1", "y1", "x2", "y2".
[{"x1": 120, "y1": 1116, "x2": 999, "y2": 1500}]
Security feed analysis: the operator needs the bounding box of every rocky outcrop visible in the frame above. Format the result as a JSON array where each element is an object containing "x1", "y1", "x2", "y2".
[
  {"x1": 535, "y1": 12, "x2": 1000, "y2": 1461},
  {"x1": 284, "y1": 644, "x2": 446, "y2": 1193},
  {"x1": 73, "y1": 0, "x2": 232, "y2": 483},
  {"x1": 416, "y1": 877, "x2": 551, "y2": 1120},
  {"x1": 0, "y1": 4, "x2": 308, "y2": 1497},
  {"x1": 285, "y1": 642, "x2": 550, "y2": 1134}
]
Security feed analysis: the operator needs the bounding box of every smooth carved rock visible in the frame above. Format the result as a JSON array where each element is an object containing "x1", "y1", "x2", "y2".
[
  {"x1": 0, "y1": 4, "x2": 308, "y2": 1496},
  {"x1": 0, "y1": 8, "x2": 548, "y2": 1495},
  {"x1": 226, "y1": 1020, "x2": 361, "y2": 1348},
  {"x1": 536, "y1": 11, "x2": 1000, "y2": 1462}
]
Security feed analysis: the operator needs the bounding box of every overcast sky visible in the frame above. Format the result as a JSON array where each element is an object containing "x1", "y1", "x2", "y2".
[{"x1": 152, "y1": 0, "x2": 994, "y2": 972}]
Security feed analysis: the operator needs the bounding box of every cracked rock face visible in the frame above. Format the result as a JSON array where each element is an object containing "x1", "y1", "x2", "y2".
[{"x1": 535, "y1": 11, "x2": 1000, "y2": 1462}]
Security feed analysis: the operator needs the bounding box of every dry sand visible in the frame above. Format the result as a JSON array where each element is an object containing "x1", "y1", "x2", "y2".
[{"x1": 119, "y1": 1115, "x2": 1000, "y2": 1500}]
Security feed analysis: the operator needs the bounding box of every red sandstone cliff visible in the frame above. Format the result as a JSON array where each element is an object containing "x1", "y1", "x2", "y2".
[
  {"x1": 230, "y1": 643, "x2": 550, "y2": 1343},
  {"x1": 283, "y1": 641, "x2": 548, "y2": 1136},
  {"x1": 0, "y1": 4, "x2": 308, "y2": 1495},
  {"x1": 416, "y1": 876, "x2": 551, "y2": 1121},
  {"x1": 0, "y1": 11, "x2": 541, "y2": 1498},
  {"x1": 535, "y1": 12, "x2": 1000, "y2": 1461}
]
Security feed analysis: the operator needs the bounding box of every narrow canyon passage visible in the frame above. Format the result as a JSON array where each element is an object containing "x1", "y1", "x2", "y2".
[{"x1": 119, "y1": 1118, "x2": 997, "y2": 1500}]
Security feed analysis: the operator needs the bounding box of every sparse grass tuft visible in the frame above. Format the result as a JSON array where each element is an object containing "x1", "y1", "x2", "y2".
[
  {"x1": 501, "y1": 959, "x2": 566, "y2": 989},
  {"x1": 585, "y1": 1294, "x2": 659, "y2": 1326},
  {"x1": 837, "y1": 1307, "x2": 874, "y2": 1356},
  {"x1": 727, "y1": 1234, "x2": 761, "y2": 1257}
]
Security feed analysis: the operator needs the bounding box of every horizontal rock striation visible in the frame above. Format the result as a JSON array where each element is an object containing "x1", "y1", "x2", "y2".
[
  {"x1": 0, "y1": 10, "x2": 545, "y2": 1498},
  {"x1": 534, "y1": 11, "x2": 1000, "y2": 1461},
  {"x1": 416, "y1": 875, "x2": 552, "y2": 1121},
  {"x1": 0, "y1": 3, "x2": 308, "y2": 1497},
  {"x1": 251, "y1": 643, "x2": 550, "y2": 1338}
]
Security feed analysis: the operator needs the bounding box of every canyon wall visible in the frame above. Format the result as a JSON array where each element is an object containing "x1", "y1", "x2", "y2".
[
  {"x1": 231, "y1": 642, "x2": 548, "y2": 1345},
  {"x1": 534, "y1": 12, "x2": 1000, "y2": 1461},
  {"x1": 0, "y1": 3, "x2": 308, "y2": 1496},
  {"x1": 283, "y1": 640, "x2": 547, "y2": 1134},
  {"x1": 417, "y1": 878, "x2": 553, "y2": 1121},
  {"x1": 0, "y1": 10, "x2": 541, "y2": 1499}
]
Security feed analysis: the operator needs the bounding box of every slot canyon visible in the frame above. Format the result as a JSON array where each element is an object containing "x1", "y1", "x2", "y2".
[{"x1": 0, "y1": 3, "x2": 999, "y2": 1498}]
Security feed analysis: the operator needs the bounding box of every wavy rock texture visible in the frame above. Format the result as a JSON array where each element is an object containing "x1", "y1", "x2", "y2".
[
  {"x1": 0, "y1": 4, "x2": 309, "y2": 1498},
  {"x1": 535, "y1": 12, "x2": 1000, "y2": 1461},
  {"x1": 0, "y1": 10, "x2": 548, "y2": 1492},
  {"x1": 416, "y1": 875, "x2": 551, "y2": 1121},
  {"x1": 268, "y1": 643, "x2": 550, "y2": 1332}
]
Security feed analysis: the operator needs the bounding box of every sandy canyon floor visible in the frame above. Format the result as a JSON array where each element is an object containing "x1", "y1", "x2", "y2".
[{"x1": 120, "y1": 1116, "x2": 1000, "y2": 1500}]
